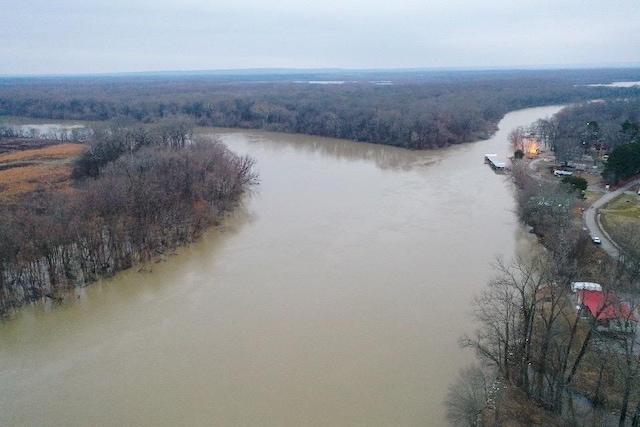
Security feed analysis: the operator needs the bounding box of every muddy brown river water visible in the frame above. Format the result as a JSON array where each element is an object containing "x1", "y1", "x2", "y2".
[{"x1": 0, "y1": 105, "x2": 562, "y2": 426}]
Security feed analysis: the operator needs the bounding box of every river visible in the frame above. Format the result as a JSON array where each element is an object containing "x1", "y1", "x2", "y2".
[{"x1": 0, "y1": 105, "x2": 563, "y2": 426}]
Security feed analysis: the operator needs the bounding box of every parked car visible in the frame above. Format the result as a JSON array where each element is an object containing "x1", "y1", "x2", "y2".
[{"x1": 592, "y1": 236, "x2": 601, "y2": 244}]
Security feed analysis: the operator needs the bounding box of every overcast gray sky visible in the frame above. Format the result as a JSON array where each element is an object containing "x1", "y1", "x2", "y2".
[{"x1": 2, "y1": 0, "x2": 639, "y2": 75}]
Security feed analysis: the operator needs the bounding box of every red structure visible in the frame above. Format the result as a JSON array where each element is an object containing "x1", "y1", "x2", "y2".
[{"x1": 578, "y1": 290, "x2": 638, "y2": 333}]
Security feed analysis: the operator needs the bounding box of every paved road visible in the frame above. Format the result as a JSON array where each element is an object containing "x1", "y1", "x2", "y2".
[
  {"x1": 583, "y1": 178, "x2": 640, "y2": 259},
  {"x1": 528, "y1": 156, "x2": 640, "y2": 260}
]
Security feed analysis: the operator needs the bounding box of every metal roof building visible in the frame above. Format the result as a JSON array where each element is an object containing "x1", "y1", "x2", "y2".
[{"x1": 484, "y1": 154, "x2": 508, "y2": 171}]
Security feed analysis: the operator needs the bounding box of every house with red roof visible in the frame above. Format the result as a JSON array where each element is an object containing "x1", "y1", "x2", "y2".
[{"x1": 577, "y1": 289, "x2": 638, "y2": 334}]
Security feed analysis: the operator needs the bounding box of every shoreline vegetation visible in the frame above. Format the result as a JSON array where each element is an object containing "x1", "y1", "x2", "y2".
[
  {"x1": 449, "y1": 97, "x2": 640, "y2": 426},
  {"x1": 0, "y1": 121, "x2": 257, "y2": 317},
  {"x1": 1, "y1": 69, "x2": 639, "y2": 151}
]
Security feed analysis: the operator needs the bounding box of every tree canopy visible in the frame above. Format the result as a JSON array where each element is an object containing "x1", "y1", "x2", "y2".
[
  {"x1": 1, "y1": 69, "x2": 639, "y2": 150},
  {"x1": 604, "y1": 141, "x2": 640, "y2": 182}
]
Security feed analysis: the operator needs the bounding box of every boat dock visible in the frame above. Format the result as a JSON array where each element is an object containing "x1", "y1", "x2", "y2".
[{"x1": 484, "y1": 154, "x2": 508, "y2": 171}]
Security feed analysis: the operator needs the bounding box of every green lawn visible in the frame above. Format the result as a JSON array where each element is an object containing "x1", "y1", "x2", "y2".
[{"x1": 602, "y1": 194, "x2": 640, "y2": 218}]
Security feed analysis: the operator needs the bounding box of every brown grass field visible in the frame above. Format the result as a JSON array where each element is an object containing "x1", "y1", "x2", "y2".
[
  {"x1": 0, "y1": 143, "x2": 86, "y2": 163},
  {"x1": 0, "y1": 139, "x2": 86, "y2": 203}
]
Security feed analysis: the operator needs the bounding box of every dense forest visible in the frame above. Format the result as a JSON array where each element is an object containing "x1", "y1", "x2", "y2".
[
  {"x1": 558, "y1": 99, "x2": 640, "y2": 183},
  {"x1": 0, "y1": 121, "x2": 257, "y2": 315},
  {"x1": 1, "y1": 68, "x2": 640, "y2": 149}
]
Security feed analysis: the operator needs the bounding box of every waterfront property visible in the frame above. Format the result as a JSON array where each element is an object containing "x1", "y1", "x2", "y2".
[{"x1": 577, "y1": 289, "x2": 638, "y2": 334}]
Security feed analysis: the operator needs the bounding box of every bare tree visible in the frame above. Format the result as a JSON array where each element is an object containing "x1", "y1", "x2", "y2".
[
  {"x1": 508, "y1": 125, "x2": 527, "y2": 152},
  {"x1": 462, "y1": 255, "x2": 548, "y2": 389},
  {"x1": 532, "y1": 118, "x2": 560, "y2": 151},
  {"x1": 610, "y1": 222, "x2": 640, "y2": 289},
  {"x1": 611, "y1": 297, "x2": 640, "y2": 427},
  {"x1": 157, "y1": 116, "x2": 194, "y2": 148},
  {"x1": 444, "y1": 364, "x2": 494, "y2": 426}
]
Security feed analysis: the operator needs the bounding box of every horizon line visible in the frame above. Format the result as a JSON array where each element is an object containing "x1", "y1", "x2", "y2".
[{"x1": 2, "y1": 63, "x2": 640, "y2": 79}]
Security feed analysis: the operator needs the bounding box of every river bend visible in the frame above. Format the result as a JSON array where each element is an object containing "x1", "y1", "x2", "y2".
[{"x1": 0, "y1": 105, "x2": 562, "y2": 426}]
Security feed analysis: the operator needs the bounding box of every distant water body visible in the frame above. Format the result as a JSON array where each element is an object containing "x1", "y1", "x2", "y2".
[{"x1": 587, "y1": 81, "x2": 640, "y2": 87}]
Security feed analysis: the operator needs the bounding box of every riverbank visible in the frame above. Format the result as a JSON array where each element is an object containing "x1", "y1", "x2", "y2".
[
  {"x1": 483, "y1": 153, "x2": 640, "y2": 425},
  {"x1": 0, "y1": 131, "x2": 257, "y2": 317}
]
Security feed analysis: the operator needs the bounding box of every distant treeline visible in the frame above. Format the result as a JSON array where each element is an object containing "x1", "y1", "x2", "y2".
[
  {"x1": 0, "y1": 122, "x2": 257, "y2": 315},
  {"x1": 553, "y1": 97, "x2": 640, "y2": 150},
  {"x1": 1, "y1": 68, "x2": 639, "y2": 149}
]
